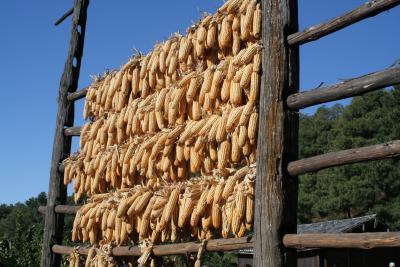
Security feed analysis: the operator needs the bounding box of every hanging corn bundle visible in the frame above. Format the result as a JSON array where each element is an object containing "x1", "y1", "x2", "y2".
[{"x1": 67, "y1": 0, "x2": 261, "y2": 264}]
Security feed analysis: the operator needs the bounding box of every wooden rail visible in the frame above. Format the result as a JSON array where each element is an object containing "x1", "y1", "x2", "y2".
[
  {"x1": 52, "y1": 236, "x2": 254, "y2": 256},
  {"x1": 38, "y1": 205, "x2": 80, "y2": 215},
  {"x1": 54, "y1": 7, "x2": 74, "y2": 26},
  {"x1": 67, "y1": 87, "x2": 88, "y2": 101},
  {"x1": 288, "y1": 0, "x2": 400, "y2": 45},
  {"x1": 52, "y1": 232, "x2": 400, "y2": 256},
  {"x1": 64, "y1": 126, "x2": 82, "y2": 136},
  {"x1": 287, "y1": 65, "x2": 400, "y2": 110},
  {"x1": 283, "y1": 232, "x2": 400, "y2": 249},
  {"x1": 288, "y1": 140, "x2": 400, "y2": 176}
]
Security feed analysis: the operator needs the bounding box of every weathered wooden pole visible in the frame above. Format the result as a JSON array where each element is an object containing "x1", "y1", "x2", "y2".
[
  {"x1": 254, "y1": 0, "x2": 299, "y2": 266},
  {"x1": 41, "y1": 1, "x2": 89, "y2": 266}
]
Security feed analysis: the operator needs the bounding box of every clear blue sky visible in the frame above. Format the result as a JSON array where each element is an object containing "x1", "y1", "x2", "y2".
[{"x1": 0, "y1": 1, "x2": 399, "y2": 204}]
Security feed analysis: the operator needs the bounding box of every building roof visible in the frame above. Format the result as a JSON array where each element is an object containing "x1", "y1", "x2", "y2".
[{"x1": 297, "y1": 214, "x2": 378, "y2": 234}]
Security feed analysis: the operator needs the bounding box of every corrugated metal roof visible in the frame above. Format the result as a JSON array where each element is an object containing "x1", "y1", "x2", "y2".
[{"x1": 297, "y1": 214, "x2": 377, "y2": 234}]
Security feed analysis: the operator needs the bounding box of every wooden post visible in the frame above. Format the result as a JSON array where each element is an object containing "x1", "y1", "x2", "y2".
[
  {"x1": 254, "y1": 0, "x2": 299, "y2": 266},
  {"x1": 41, "y1": 0, "x2": 89, "y2": 266}
]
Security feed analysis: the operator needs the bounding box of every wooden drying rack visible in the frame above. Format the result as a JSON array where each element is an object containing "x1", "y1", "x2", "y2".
[{"x1": 40, "y1": 0, "x2": 400, "y2": 266}]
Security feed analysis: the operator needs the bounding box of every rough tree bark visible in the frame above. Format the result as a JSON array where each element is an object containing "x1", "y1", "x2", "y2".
[{"x1": 254, "y1": 0, "x2": 299, "y2": 266}]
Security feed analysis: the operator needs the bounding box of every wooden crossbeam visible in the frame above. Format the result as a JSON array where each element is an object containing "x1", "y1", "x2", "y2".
[
  {"x1": 283, "y1": 232, "x2": 400, "y2": 249},
  {"x1": 51, "y1": 232, "x2": 400, "y2": 256},
  {"x1": 288, "y1": 140, "x2": 400, "y2": 176},
  {"x1": 67, "y1": 86, "x2": 88, "y2": 101},
  {"x1": 64, "y1": 126, "x2": 82, "y2": 136},
  {"x1": 38, "y1": 205, "x2": 80, "y2": 215},
  {"x1": 288, "y1": 0, "x2": 400, "y2": 45},
  {"x1": 52, "y1": 236, "x2": 254, "y2": 256},
  {"x1": 287, "y1": 65, "x2": 400, "y2": 110}
]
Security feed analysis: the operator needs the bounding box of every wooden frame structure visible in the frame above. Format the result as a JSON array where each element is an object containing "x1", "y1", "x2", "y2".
[
  {"x1": 40, "y1": 0, "x2": 89, "y2": 266},
  {"x1": 40, "y1": 0, "x2": 400, "y2": 266}
]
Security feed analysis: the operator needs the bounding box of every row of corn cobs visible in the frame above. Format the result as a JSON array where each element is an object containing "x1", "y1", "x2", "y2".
[
  {"x1": 71, "y1": 166, "x2": 254, "y2": 246},
  {"x1": 83, "y1": 0, "x2": 260, "y2": 120},
  {"x1": 63, "y1": 100, "x2": 258, "y2": 200}
]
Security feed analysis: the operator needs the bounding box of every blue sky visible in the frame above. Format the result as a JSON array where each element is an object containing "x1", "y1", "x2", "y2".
[{"x1": 0, "y1": 1, "x2": 399, "y2": 204}]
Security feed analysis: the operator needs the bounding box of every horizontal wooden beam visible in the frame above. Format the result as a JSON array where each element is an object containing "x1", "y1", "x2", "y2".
[
  {"x1": 52, "y1": 236, "x2": 254, "y2": 256},
  {"x1": 64, "y1": 126, "x2": 82, "y2": 136},
  {"x1": 67, "y1": 87, "x2": 88, "y2": 102},
  {"x1": 52, "y1": 232, "x2": 400, "y2": 256},
  {"x1": 38, "y1": 205, "x2": 81, "y2": 215},
  {"x1": 287, "y1": 65, "x2": 400, "y2": 110},
  {"x1": 283, "y1": 232, "x2": 400, "y2": 249},
  {"x1": 288, "y1": 0, "x2": 400, "y2": 45},
  {"x1": 288, "y1": 140, "x2": 400, "y2": 176},
  {"x1": 54, "y1": 7, "x2": 74, "y2": 26},
  {"x1": 53, "y1": 245, "x2": 89, "y2": 255}
]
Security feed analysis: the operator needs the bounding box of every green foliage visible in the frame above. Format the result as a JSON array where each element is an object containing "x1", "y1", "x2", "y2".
[
  {"x1": 0, "y1": 192, "x2": 46, "y2": 267},
  {"x1": 299, "y1": 86, "x2": 400, "y2": 228},
  {"x1": 203, "y1": 251, "x2": 237, "y2": 267}
]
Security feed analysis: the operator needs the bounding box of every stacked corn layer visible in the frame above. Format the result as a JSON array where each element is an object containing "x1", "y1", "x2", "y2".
[
  {"x1": 72, "y1": 166, "x2": 255, "y2": 246},
  {"x1": 65, "y1": 0, "x2": 261, "y2": 263}
]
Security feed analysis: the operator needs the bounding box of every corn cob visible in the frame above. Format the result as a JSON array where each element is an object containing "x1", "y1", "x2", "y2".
[
  {"x1": 240, "y1": 63, "x2": 253, "y2": 90},
  {"x1": 219, "y1": 16, "x2": 233, "y2": 50},
  {"x1": 232, "y1": 31, "x2": 241, "y2": 56},
  {"x1": 240, "y1": 43, "x2": 261, "y2": 66},
  {"x1": 206, "y1": 21, "x2": 217, "y2": 49},
  {"x1": 239, "y1": 0, "x2": 251, "y2": 13},
  {"x1": 190, "y1": 146, "x2": 202, "y2": 173},
  {"x1": 209, "y1": 142, "x2": 218, "y2": 161},
  {"x1": 246, "y1": 185, "x2": 254, "y2": 224},
  {"x1": 178, "y1": 36, "x2": 192, "y2": 63},
  {"x1": 236, "y1": 184, "x2": 246, "y2": 220},
  {"x1": 186, "y1": 75, "x2": 202, "y2": 103},
  {"x1": 241, "y1": 0, "x2": 256, "y2": 40},
  {"x1": 253, "y1": 3, "x2": 261, "y2": 38},
  {"x1": 230, "y1": 81, "x2": 242, "y2": 106},
  {"x1": 226, "y1": 106, "x2": 244, "y2": 132},
  {"x1": 231, "y1": 129, "x2": 241, "y2": 163},
  {"x1": 212, "y1": 202, "x2": 221, "y2": 229},
  {"x1": 135, "y1": 191, "x2": 153, "y2": 214},
  {"x1": 192, "y1": 101, "x2": 202, "y2": 121},
  {"x1": 239, "y1": 125, "x2": 248, "y2": 147},
  {"x1": 220, "y1": 79, "x2": 231, "y2": 102},
  {"x1": 248, "y1": 112, "x2": 258, "y2": 142},
  {"x1": 196, "y1": 25, "x2": 207, "y2": 58},
  {"x1": 199, "y1": 68, "x2": 213, "y2": 105},
  {"x1": 218, "y1": 140, "x2": 231, "y2": 170},
  {"x1": 249, "y1": 72, "x2": 260, "y2": 103},
  {"x1": 178, "y1": 195, "x2": 194, "y2": 227},
  {"x1": 160, "y1": 187, "x2": 180, "y2": 230},
  {"x1": 191, "y1": 187, "x2": 208, "y2": 227}
]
